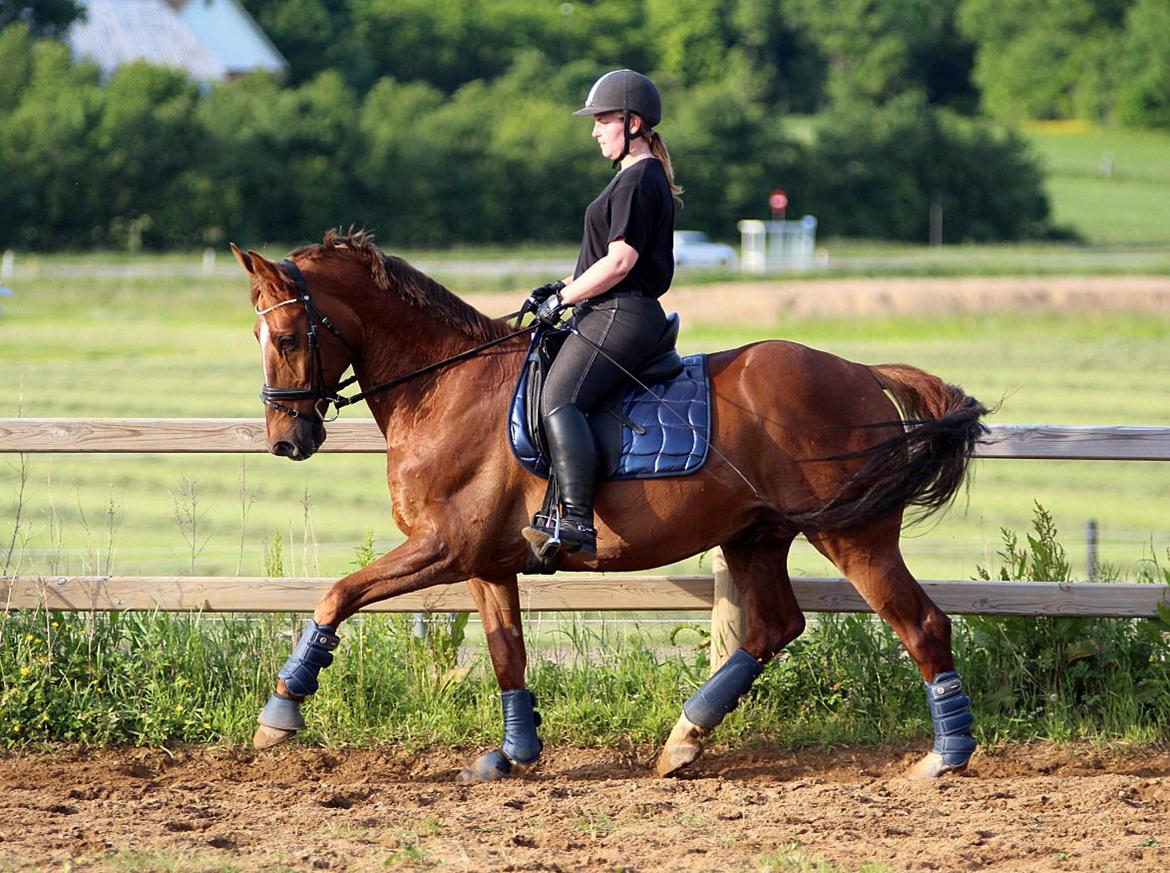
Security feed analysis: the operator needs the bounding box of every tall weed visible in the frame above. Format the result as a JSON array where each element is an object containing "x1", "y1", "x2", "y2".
[{"x1": 964, "y1": 502, "x2": 1170, "y2": 740}]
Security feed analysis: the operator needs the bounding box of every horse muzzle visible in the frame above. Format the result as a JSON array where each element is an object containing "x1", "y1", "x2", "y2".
[{"x1": 268, "y1": 418, "x2": 326, "y2": 461}]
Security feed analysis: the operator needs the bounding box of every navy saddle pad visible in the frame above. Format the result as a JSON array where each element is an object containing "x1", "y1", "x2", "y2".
[{"x1": 508, "y1": 330, "x2": 711, "y2": 481}]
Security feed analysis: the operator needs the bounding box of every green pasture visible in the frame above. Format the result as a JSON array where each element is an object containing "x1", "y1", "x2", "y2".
[
  {"x1": 1020, "y1": 122, "x2": 1170, "y2": 245},
  {"x1": 3, "y1": 268, "x2": 1170, "y2": 584}
]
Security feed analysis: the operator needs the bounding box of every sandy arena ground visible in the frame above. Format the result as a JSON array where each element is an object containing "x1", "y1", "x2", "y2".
[
  {"x1": 470, "y1": 274, "x2": 1170, "y2": 325},
  {"x1": 1, "y1": 742, "x2": 1167, "y2": 872}
]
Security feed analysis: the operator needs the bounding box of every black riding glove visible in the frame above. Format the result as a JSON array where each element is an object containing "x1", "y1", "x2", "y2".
[
  {"x1": 535, "y1": 291, "x2": 568, "y2": 326},
  {"x1": 523, "y1": 280, "x2": 565, "y2": 319},
  {"x1": 528, "y1": 280, "x2": 565, "y2": 304}
]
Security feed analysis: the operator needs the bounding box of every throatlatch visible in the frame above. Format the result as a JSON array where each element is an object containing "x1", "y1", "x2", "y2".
[
  {"x1": 925, "y1": 670, "x2": 977, "y2": 767},
  {"x1": 278, "y1": 619, "x2": 340, "y2": 697},
  {"x1": 682, "y1": 648, "x2": 764, "y2": 730}
]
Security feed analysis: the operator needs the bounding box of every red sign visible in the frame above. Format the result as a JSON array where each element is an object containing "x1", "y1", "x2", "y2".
[{"x1": 769, "y1": 190, "x2": 788, "y2": 212}]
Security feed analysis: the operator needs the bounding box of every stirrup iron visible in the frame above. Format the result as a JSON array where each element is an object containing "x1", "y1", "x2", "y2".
[{"x1": 523, "y1": 508, "x2": 564, "y2": 560}]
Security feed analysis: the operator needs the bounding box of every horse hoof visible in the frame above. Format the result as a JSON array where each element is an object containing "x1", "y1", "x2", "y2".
[
  {"x1": 457, "y1": 749, "x2": 516, "y2": 783},
  {"x1": 253, "y1": 724, "x2": 297, "y2": 750},
  {"x1": 906, "y1": 751, "x2": 968, "y2": 779},
  {"x1": 656, "y1": 740, "x2": 703, "y2": 777},
  {"x1": 656, "y1": 713, "x2": 706, "y2": 777}
]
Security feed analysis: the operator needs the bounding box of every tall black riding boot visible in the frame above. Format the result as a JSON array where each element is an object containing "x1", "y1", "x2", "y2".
[{"x1": 522, "y1": 404, "x2": 598, "y2": 556}]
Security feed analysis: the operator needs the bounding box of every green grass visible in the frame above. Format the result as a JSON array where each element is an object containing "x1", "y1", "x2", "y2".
[
  {"x1": 5, "y1": 271, "x2": 1170, "y2": 581},
  {"x1": 1022, "y1": 122, "x2": 1170, "y2": 244}
]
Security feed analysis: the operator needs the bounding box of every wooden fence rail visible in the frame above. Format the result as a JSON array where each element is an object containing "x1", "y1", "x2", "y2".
[
  {"x1": 4, "y1": 418, "x2": 1170, "y2": 460},
  {"x1": 3, "y1": 418, "x2": 1169, "y2": 672},
  {"x1": 2, "y1": 574, "x2": 1166, "y2": 618}
]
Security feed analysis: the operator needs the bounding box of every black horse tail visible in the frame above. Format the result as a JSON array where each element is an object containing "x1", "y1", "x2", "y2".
[{"x1": 787, "y1": 363, "x2": 989, "y2": 532}]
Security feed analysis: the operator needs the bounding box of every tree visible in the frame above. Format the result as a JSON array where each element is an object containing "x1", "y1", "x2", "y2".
[
  {"x1": 786, "y1": 0, "x2": 974, "y2": 110},
  {"x1": 958, "y1": 0, "x2": 1129, "y2": 122},
  {"x1": 0, "y1": 22, "x2": 35, "y2": 113},
  {"x1": 1114, "y1": 0, "x2": 1170, "y2": 128},
  {"x1": 0, "y1": 0, "x2": 82, "y2": 37},
  {"x1": 800, "y1": 95, "x2": 1053, "y2": 242},
  {"x1": 0, "y1": 37, "x2": 102, "y2": 247}
]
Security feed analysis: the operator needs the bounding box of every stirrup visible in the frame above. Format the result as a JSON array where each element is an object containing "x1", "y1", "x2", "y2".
[{"x1": 522, "y1": 511, "x2": 596, "y2": 558}]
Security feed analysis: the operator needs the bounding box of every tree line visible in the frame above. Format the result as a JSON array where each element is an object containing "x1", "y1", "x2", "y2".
[{"x1": 6, "y1": 0, "x2": 1162, "y2": 250}]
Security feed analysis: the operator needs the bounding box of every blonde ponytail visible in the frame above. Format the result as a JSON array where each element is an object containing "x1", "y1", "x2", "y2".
[{"x1": 648, "y1": 130, "x2": 683, "y2": 205}]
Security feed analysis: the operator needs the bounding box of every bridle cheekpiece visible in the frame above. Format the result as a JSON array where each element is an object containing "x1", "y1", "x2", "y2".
[{"x1": 256, "y1": 259, "x2": 360, "y2": 422}]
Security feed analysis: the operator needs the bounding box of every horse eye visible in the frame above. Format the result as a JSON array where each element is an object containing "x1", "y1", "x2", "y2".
[{"x1": 277, "y1": 335, "x2": 297, "y2": 351}]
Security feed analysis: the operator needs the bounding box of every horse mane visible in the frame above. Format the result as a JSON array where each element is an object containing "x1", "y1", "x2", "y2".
[{"x1": 289, "y1": 229, "x2": 506, "y2": 343}]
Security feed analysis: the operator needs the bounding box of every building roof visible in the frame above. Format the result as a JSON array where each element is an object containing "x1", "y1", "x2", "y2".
[
  {"x1": 67, "y1": 0, "x2": 286, "y2": 83},
  {"x1": 174, "y1": 0, "x2": 286, "y2": 76}
]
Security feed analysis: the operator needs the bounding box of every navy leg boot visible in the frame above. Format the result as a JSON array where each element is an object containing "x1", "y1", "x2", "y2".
[
  {"x1": 460, "y1": 689, "x2": 544, "y2": 782},
  {"x1": 256, "y1": 620, "x2": 340, "y2": 745}
]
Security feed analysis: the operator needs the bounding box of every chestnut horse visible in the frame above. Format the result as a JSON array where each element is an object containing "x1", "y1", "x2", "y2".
[{"x1": 234, "y1": 231, "x2": 987, "y2": 781}]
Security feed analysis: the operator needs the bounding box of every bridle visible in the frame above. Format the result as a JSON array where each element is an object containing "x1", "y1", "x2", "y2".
[
  {"x1": 255, "y1": 258, "x2": 534, "y2": 422},
  {"x1": 256, "y1": 259, "x2": 361, "y2": 422}
]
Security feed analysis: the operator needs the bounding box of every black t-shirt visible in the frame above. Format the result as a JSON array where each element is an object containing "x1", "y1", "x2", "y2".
[{"x1": 573, "y1": 158, "x2": 675, "y2": 299}]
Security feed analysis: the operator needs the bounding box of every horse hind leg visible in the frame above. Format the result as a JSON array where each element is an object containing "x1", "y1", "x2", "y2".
[
  {"x1": 657, "y1": 532, "x2": 804, "y2": 777},
  {"x1": 808, "y1": 518, "x2": 976, "y2": 778}
]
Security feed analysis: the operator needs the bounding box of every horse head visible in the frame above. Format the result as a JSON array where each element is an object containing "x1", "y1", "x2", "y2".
[{"x1": 232, "y1": 242, "x2": 361, "y2": 461}]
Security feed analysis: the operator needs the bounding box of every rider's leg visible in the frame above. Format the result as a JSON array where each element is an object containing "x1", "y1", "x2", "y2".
[
  {"x1": 530, "y1": 402, "x2": 599, "y2": 553},
  {"x1": 524, "y1": 295, "x2": 665, "y2": 556}
]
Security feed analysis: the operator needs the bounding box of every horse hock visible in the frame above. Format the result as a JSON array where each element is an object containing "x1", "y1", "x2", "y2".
[
  {"x1": 459, "y1": 689, "x2": 543, "y2": 783},
  {"x1": 254, "y1": 620, "x2": 340, "y2": 748},
  {"x1": 908, "y1": 670, "x2": 977, "y2": 778},
  {"x1": 657, "y1": 648, "x2": 764, "y2": 777}
]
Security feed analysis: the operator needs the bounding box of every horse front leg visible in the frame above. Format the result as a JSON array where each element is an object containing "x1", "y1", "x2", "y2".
[
  {"x1": 254, "y1": 533, "x2": 460, "y2": 749},
  {"x1": 658, "y1": 532, "x2": 804, "y2": 776},
  {"x1": 457, "y1": 575, "x2": 543, "y2": 782}
]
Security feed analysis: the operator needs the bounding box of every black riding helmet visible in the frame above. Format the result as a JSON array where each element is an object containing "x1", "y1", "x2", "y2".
[{"x1": 573, "y1": 69, "x2": 662, "y2": 166}]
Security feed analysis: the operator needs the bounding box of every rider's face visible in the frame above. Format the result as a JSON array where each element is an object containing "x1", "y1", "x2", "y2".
[{"x1": 592, "y1": 111, "x2": 641, "y2": 161}]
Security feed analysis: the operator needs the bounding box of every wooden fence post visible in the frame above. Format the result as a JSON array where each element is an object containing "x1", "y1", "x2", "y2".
[{"x1": 709, "y1": 547, "x2": 747, "y2": 674}]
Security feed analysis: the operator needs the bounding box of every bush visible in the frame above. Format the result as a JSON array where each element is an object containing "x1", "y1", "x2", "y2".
[
  {"x1": 963, "y1": 503, "x2": 1170, "y2": 738},
  {"x1": 796, "y1": 95, "x2": 1056, "y2": 242}
]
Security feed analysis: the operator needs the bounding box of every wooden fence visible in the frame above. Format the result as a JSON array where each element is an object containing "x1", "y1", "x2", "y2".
[{"x1": 2, "y1": 418, "x2": 1169, "y2": 666}]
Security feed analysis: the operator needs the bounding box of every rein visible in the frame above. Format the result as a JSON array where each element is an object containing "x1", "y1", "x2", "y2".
[{"x1": 257, "y1": 259, "x2": 533, "y2": 421}]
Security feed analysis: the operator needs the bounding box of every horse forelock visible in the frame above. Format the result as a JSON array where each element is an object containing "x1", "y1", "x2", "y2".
[{"x1": 292, "y1": 229, "x2": 504, "y2": 342}]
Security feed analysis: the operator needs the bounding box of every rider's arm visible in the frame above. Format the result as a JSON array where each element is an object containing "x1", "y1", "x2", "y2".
[{"x1": 560, "y1": 239, "x2": 638, "y2": 305}]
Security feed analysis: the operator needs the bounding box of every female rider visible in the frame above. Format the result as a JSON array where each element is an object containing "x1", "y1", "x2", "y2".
[{"x1": 522, "y1": 69, "x2": 683, "y2": 557}]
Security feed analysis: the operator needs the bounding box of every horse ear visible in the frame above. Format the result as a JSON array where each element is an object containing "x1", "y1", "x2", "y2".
[
  {"x1": 246, "y1": 249, "x2": 283, "y2": 285},
  {"x1": 230, "y1": 242, "x2": 253, "y2": 275}
]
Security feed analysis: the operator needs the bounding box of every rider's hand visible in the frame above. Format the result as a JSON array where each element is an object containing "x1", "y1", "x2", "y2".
[
  {"x1": 535, "y1": 291, "x2": 567, "y2": 326},
  {"x1": 528, "y1": 280, "x2": 565, "y2": 304}
]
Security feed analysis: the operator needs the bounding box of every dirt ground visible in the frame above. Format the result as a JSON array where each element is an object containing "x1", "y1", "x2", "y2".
[
  {"x1": 1, "y1": 742, "x2": 1167, "y2": 872},
  {"x1": 469, "y1": 275, "x2": 1170, "y2": 324}
]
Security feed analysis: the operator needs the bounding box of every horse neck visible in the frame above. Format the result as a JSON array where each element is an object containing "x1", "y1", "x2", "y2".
[{"x1": 334, "y1": 265, "x2": 520, "y2": 430}]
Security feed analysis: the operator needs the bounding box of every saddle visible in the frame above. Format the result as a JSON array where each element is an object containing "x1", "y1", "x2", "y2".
[{"x1": 508, "y1": 313, "x2": 711, "y2": 482}]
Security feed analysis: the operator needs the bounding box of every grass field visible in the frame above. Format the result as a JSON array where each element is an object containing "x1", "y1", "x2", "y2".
[
  {"x1": 4, "y1": 267, "x2": 1170, "y2": 585},
  {"x1": 1022, "y1": 122, "x2": 1170, "y2": 245}
]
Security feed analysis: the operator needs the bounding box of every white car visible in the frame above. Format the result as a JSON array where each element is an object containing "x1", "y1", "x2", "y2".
[{"x1": 673, "y1": 230, "x2": 737, "y2": 268}]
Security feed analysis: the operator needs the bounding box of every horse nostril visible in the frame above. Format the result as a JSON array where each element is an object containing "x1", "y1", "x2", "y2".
[{"x1": 271, "y1": 440, "x2": 298, "y2": 458}]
